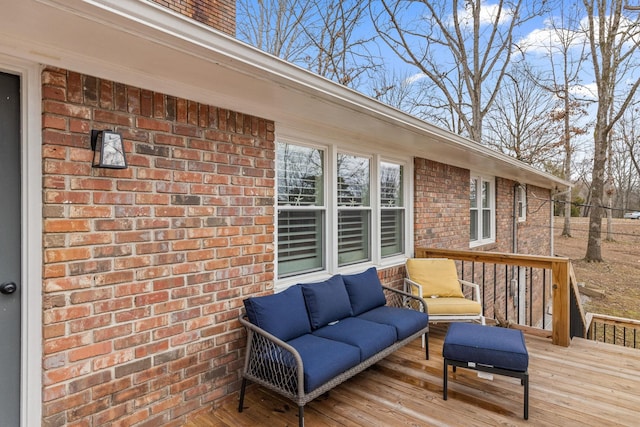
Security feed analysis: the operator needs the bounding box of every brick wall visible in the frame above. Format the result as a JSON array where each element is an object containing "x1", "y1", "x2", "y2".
[
  {"x1": 151, "y1": 0, "x2": 236, "y2": 35},
  {"x1": 413, "y1": 158, "x2": 470, "y2": 251},
  {"x1": 494, "y1": 178, "x2": 552, "y2": 254},
  {"x1": 41, "y1": 67, "x2": 274, "y2": 426}
]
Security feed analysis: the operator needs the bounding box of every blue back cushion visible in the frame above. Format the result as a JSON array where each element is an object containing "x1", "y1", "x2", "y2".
[
  {"x1": 342, "y1": 267, "x2": 387, "y2": 315},
  {"x1": 301, "y1": 275, "x2": 353, "y2": 329},
  {"x1": 244, "y1": 285, "x2": 312, "y2": 342}
]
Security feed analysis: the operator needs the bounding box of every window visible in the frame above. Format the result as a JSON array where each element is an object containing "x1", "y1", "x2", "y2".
[
  {"x1": 337, "y1": 153, "x2": 371, "y2": 266},
  {"x1": 277, "y1": 144, "x2": 325, "y2": 277},
  {"x1": 517, "y1": 185, "x2": 527, "y2": 222},
  {"x1": 470, "y1": 174, "x2": 495, "y2": 246},
  {"x1": 276, "y1": 141, "x2": 409, "y2": 279},
  {"x1": 380, "y1": 162, "x2": 404, "y2": 257}
]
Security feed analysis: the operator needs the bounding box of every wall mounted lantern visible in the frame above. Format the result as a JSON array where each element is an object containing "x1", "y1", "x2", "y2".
[{"x1": 91, "y1": 130, "x2": 127, "y2": 169}]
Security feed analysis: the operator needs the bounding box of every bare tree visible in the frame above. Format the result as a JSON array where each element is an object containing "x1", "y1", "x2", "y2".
[
  {"x1": 616, "y1": 105, "x2": 640, "y2": 211},
  {"x1": 582, "y1": 0, "x2": 640, "y2": 261},
  {"x1": 302, "y1": 0, "x2": 379, "y2": 88},
  {"x1": 236, "y1": 0, "x2": 314, "y2": 62},
  {"x1": 369, "y1": 69, "x2": 435, "y2": 116},
  {"x1": 237, "y1": 0, "x2": 378, "y2": 89},
  {"x1": 484, "y1": 67, "x2": 564, "y2": 169},
  {"x1": 621, "y1": 106, "x2": 640, "y2": 183},
  {"x1": 371, "y1": 0, "x2": 550, "y2": 142},
  {"x1": 606, "y1": 107, "x2": 640, "y2": 238},
  {"x1": 518, "y1": 4, "x2": 592, "y2": 237}
]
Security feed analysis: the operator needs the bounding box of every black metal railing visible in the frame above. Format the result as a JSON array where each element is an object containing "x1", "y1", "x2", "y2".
[{"x1": 586, "y1": 314, "x2": 640, "y2": 349}]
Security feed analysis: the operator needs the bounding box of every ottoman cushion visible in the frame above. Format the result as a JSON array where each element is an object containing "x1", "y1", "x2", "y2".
[{"x1": 443, "y1": 323, "x2": 528, "y2": 372}]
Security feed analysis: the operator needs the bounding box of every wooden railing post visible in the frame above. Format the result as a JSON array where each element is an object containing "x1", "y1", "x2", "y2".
[{"x1": 552, "y1": 260, "x2": 570, "y2": 347}]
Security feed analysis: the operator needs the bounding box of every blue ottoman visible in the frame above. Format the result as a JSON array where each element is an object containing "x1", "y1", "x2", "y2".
[{"x1": 442, "y1": 323, "x2": 529, "y2": 419}]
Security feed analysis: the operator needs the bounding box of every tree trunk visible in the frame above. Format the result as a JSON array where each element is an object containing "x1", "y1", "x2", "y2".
[
  {"x1": 606, "y1": 196, "x2": 614, "y2": 241},
  {"x1": 585, "y1": 123, "x2": 607, "y2": 261},
  {"x1": 561, "y1": 80, "x2": 572, "y2": 237},
  {"x1": 562, "y1": 193, "x2": 572, "y2": 236}
]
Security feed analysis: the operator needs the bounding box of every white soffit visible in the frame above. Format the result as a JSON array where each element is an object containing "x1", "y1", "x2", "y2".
[{"x1": 0, "y1": 0, "x2": 569, "y2": 191}]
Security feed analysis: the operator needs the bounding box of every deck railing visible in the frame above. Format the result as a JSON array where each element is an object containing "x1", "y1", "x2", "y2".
[
  {"x1": 415, "y1": 248, "x2": 581, "y2": 346},
  {"x1": 586, "y1": 313, "x2": 640, "y2": 349}
]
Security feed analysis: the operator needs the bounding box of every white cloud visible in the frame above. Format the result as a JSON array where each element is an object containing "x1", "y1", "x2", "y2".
[
  {"x1": 452, "y1": 1, "x2": 514, "y2": 28},
  {"x1": 517, "y1": 25, "x2": 587, "y2": 55},
  {"x1": 405, "y1": 73, "x2": 427, "y2": 85},
  {"x1": 569, "y1": 82, "x2": 597, "y2": 100}
]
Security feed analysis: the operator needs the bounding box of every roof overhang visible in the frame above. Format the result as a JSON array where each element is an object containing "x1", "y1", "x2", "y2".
[{"x1": 0, "y1": 0, "x2": 570, "y2": 191}]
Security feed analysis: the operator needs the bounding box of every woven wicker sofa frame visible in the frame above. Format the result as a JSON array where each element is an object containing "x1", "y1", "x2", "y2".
[{"x1": 238, "y1": 286, "x2": 429, "y2": 427}]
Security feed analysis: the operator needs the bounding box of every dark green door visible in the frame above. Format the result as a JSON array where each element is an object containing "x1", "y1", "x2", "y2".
[{"x1": 0, "y1": 71, "x2": 21, "y2": 426}]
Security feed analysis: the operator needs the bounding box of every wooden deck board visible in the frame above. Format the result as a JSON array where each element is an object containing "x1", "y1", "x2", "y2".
[{"x1": 187, "y1": 325, "x2": 640, "y2": 426}]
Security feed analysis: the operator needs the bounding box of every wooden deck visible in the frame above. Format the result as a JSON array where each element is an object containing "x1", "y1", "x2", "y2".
[{"x1": 187, "y1": 324, "x2": 640, "y2": 426}]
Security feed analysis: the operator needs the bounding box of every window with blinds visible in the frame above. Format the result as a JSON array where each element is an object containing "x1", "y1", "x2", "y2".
[
  {"x1": 277, "y1": 143, "x2": 325, "y2": 277},
  {"x1": 337, "y1": 153, "x2": 370, "y2": 266},
  {"x1": 380, "y1": 162, "x2": 404, "y2": 257},
  {"x1": 276, "y1": 140, "x2": 410, "y2": 280}
]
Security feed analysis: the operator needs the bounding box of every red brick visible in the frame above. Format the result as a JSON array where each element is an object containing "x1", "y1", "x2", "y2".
[
  {"x1": 44, "y1": 305, "x2": 91, "y2": 324},
  {"x1": 68, "y1": 341, "x2": 112, "y2": 362},
  {"x1": 44, "y1": 191, "x2": 91, "y2": 204},
  {"x1": 69, "y1": 178, "x2": 113, "y2": 191},
  {"x1": 69, "y1": 206, "x2": 113, "y2": 218},
  {"x1": 45, "y1": 247, "x2": 91, "y2": 263},
  {"x1": 44, "y1": 333, "x2": 91, "y2": 355},
  {"x1": 43, "y1": 275, "x2": 93, "y2": 292},
  {"x1": 93, "y1": 297, "x2": 133, "y2": 315},
  {"x1": 93, "y1": 324, "x2": 132, "y2": 342}
]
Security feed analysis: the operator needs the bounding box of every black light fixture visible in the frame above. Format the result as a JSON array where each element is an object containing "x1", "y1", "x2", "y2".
[{"x1": 91, "y1": 130, "x2": 127, "y2": 169}]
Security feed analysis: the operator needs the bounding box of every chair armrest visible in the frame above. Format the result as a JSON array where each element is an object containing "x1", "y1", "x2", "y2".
[
  {"x1": 459, "y1": 279, "x2": 482, "y2": 304},
  {"x1": 239, "y1": 315, "x2": 305, "y2": 399},
  {"x1": 403, "y1": 277, "x2": 423, "y2": 295},
  {"x1": 383, "y1": 284, "x2": 428, "y2": 313}
]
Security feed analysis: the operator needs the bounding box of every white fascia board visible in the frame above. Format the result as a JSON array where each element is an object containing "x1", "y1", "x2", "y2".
[{"x1": 10, "y1": 0, "x2": 570, "y2": 191}]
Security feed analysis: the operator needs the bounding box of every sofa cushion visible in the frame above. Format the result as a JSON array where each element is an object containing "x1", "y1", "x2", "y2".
[
  {"x1": 287, "y1": 334, "x2": 361, "y2": 393},
  {"x1": 243, "y1": 285, "x2": 311, "y2": 342},
  {"x1": 357, "y1": 306, "x2": 429, "y2": 340},
  {"x1": 312, "y1": 317, "x2": 397, "y2": 361},
  {"x1": 301, "y1": 275, "x2": 353, "y2": 329},
  {"x1": 406, "y1": 258, "x2": 464, "y2": 298},
  {"x1": 342, "y1": 267, "x2": 387, "y2": 316}
]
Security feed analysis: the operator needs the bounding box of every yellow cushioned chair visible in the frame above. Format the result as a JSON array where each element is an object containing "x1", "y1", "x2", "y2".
[{"x1": 404, "y1": 258, "x2": 485, "y2": 326}]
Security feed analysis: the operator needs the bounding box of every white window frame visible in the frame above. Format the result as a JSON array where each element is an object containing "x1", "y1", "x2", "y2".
[
  {"x1": 517, "y1": 185, "x2": 527, "y2": 222},
  {"x1": 470, "y1": 173, "x2": 496, "y2": 247},
  {"x1": 275, "y1": 137, "x2": 411, "y2": 288}
]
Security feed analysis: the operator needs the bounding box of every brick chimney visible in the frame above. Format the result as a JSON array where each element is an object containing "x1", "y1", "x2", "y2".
[{"x1": 151, "y1": 0, "x2": 235, "y2": 36}]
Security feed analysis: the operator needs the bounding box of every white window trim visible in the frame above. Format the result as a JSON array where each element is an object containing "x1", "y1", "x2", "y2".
[
  {"x1": 275, "y1": 136, "x2": 412, "y2": 289},
  {"x1": 517, "y1": 185, "x2": 527, "y2": 222},
  {"x1": 470, "y1": 172, "x2": 496, "y2": 248}
]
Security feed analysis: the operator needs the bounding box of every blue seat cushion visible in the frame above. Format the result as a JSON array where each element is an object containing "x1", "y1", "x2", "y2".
[
  {"x1": 301, "y1": 275, "x2": 353, "y2": 329},
  {"x1": 287, "y1": 334, "x2": 361, "y2": 393},
  {"x1": 357, "y1": 306, "x2": 429, "y2": 340},
  {"x1": 342, "y1": 267, "x2": 387, "y2": 316},
  {"x1": 312, "y1": 317, "x2": 397, "y2": 361},
  {"x1": 244, "y1": 285, "x2": 311, "y2": 342},
  {"x1": 443, "y1": 323, "x2": 529, "y2": 372}
]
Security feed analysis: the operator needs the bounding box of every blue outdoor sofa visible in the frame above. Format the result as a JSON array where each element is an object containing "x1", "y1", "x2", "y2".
[{"x1": 238, "y1": 267, "x2": 430, "y2": 427}]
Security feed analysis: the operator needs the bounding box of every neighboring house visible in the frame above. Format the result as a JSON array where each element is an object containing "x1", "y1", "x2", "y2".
[{"x1": 0, "y1": 1, "x2": 569, "y2": 426}]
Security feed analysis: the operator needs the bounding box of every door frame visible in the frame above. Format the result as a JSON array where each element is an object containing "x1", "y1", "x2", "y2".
[{"x1": 0, "y1": 55, "x2": 43, "y2": 427}]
